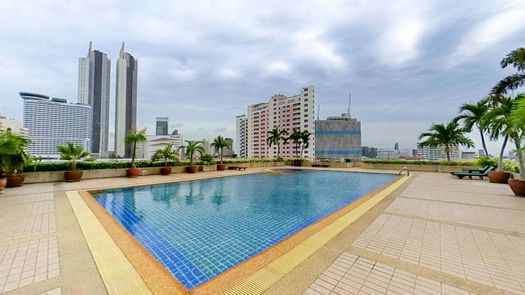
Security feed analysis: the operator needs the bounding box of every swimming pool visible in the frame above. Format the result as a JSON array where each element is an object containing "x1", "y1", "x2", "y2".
[{"x1": 93, "y1": 170, "x2": 396, "y2": 289}]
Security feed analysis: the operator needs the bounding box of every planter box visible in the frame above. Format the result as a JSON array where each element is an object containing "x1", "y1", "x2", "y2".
[{"x1": 23, "y1": 162, "x2": 286, "y2": 184}]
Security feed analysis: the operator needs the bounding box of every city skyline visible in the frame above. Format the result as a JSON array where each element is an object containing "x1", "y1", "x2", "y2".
[{"x1": 1, "y1": 1, "x2": 524, "y2": 154}]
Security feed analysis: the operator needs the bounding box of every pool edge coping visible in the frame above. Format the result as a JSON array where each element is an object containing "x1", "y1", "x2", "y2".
[
  {"x1": 222, "y1": 174, "x2": 412, "y2": 295},
  {"x1": 66, "y1": 168, "x2": 410, "y2": 295}
]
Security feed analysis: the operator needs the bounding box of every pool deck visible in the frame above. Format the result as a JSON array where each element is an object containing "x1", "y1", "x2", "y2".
[{"x1": 0, "y1": 168, "x2": 523, "y2": 294}]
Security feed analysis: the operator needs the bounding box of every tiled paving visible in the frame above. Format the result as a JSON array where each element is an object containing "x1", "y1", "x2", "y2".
[
  {"x1": 304, "y1": 172, "x2": 525, "y2": 295},
  {"x1": 39, "y1": 287, "x2": 61, "y2": 295},
  {"x1": 0, "y1": 190, "x2": 60, "y2": 294},
  {"x1": 303, "y1": 253, "x2": 476, "y2": 295}
]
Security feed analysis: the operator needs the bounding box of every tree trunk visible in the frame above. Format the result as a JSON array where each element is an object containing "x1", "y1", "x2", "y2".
[
  {"x1": 445, "y1": 144, "x2": 451, "y2": 161},
  {"x1": 131, "y1": 141, "x2": 137, "y2": 168},
  {"x1": 220, "y1": 148, "x2": 223, "y2": 164},
  {"x1": 277, "y1": 143, "x2": 280, "y2": 158},
  {"x1": 479, "y1": 128, "x2": 489, "y2": 157},
  {"x1": 513, "y1": 136, "x2": 525, "y2": 180},
  {"x1": 498, "y1": 136, "x2": 509, "y2": 171}
]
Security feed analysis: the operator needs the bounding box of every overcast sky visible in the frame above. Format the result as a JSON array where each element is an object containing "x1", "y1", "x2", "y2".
[{"x1": 1, "y1": 0, "x2": 524, "y2": 153}]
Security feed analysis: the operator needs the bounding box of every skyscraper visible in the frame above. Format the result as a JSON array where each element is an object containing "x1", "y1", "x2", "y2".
[
  {"x1": 156, "y1": 117, "x2": 169, "y2": 136},
  {"x1": 78, "y1": 41, "x2": 110, "y2": 157},
  {"x1": 115, "y1": 43, "x2": 138, "y2": 157},
  {"x1": 239, "y1": 86, "x2": 315, "y2": 159},
  {"x1": 315, "y1": 114, "x2": 361, "y2": 160},
  {"x1": 21, "y1": 92, "x2": 92, "y2": 158}
]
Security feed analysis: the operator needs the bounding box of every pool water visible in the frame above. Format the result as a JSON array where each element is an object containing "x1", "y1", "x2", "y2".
[{"x1": 94, "y1": 170, "x2": 396, "y2": 289}]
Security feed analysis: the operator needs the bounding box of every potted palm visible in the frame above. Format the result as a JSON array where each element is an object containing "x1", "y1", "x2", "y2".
[
  {"x1": 178, "y1": 140, "x2": 205, "y2": 173},
  {"x1": 0, "y1": 130, "x2": 30, "y2": 187},
  {"x1": 211, "y1": 135, "x2": 232, "y2": 171},
  {"x1": 509, "y1": 94, "x2": 525, "y2": 196},
  {"x1": 57, "y1": 142, "x2": 94, "y2": 182},
  {"x1": 152, "y1": 144, "x2": 177, "y2": 176},
  {"x1": 485, "y1": 97, "x2": 515, "y2": 183},
  {"x1": 125, "y1": 129, "x2": 147, "y2": 178}
]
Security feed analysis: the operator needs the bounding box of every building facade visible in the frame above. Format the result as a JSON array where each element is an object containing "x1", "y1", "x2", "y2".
[
  {"x1": 21, "y1": 92, "x2": 92, "y2": 158},
  {"x1": 156, "y1": 117, "x2": 169, "y2": 136},
  {"x1": 418, "y1": 145, "x2": 460, "y2": 160},
  {"x1": 315, "y1": 114, "x2": 361, "y2": 160},
  {"x1": 236, "y1": 115, "x2": 247, "y2": 158},
  {"x1": 78, "y1": 41, "x2": 110, "y2": 157},
  {"x1": 0, "y1": 114, "x2": 27, "y2": 136},
  {"x1": 144, "y1": 134, "x2": 184, "y2": 160},
  {"x1": 242, "y1": 86, "x2": 315, "y2": 159},
  {"x1": 115, "y1": 43, "x2": 138, "y2": 158}
]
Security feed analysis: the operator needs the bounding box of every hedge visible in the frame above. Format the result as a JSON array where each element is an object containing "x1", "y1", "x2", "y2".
[
  {"x1": 363, "y1": 159, "x2": 477, "y2": 166},
  {"x1": 24, "y1": 158, "x2": 284, "y2": 172}
]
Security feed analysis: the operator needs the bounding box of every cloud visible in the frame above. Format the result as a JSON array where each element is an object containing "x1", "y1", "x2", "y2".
[{"x1": 0, "y1": 0, "x2": 523, "y2": 152}]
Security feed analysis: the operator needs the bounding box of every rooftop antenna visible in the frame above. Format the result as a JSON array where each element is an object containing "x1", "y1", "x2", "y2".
[{"x1": 347, "y1": 93, "x2": 352, "y2": 117}]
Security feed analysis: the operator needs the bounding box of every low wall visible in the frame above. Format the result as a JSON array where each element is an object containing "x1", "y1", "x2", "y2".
[
  {"x1": 361, "y1": 163, "x2": 477, "y2": 173},
  {"x1": 23, "y1": 162, "x2": 286, "y2": 184}
]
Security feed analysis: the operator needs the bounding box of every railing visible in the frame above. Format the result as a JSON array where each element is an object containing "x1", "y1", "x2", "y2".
[{"x1": 398, "y1": 166, "x2": 410, "y2": 176}]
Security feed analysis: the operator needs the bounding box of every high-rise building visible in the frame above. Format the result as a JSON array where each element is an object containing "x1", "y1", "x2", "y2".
[
  {"x1": 418, "y1": 145, "x2": 460, "y2": 160},
  {"x1": 115, "y1": 43, "x2": 138, "y2": 158},
  {"x1": 0, "y1": 114, "x2": 28, "y2": 136},
  {"x1": 362, "y1": 146, "x2": 378, "y2": 158},
  {"x1": 315, "y1": 113, "x2": 361, "y2": 160},
  {"x1": 156, "y1": 117, "x2": 169, "y2": 136},
  {"x1": 78, "y1": 41, "x2": 110, "y2": 158},
  {"x1": 240, "y1": 86, "x2": 315, "y2": 159},
  {"x1": 236, "y1": 115, "x2": 248, "y2": 158},
  {"x1": 21, "y1": 92, "x2": 92, "y2": 158}
]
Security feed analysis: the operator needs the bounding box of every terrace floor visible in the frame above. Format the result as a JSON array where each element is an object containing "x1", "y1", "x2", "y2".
[{"x1": 0, "y1": 168, "x2": 522, "y2": 295}]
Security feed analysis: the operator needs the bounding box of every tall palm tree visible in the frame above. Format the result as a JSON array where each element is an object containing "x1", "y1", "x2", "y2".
[
  {"x1": 491, "y1": 47, "x2": 525, "y2": 95},
  {"x1": 418, "y1": 121, "x2": 474, "y2": 161},
  {"x1": 125, "y1": 129, "x2": 147, "y2": 168},
  {"x1": 211, "y1": 135, "x2": 232, "y2": 164},
  {"x1": 288, "y1": 129, "x2": 303, "y2": 158},
  {"x1": 266, "y1": 127, "x2": 288, "y2": 158},
  {"x1": 484, "y1": 97, "x2": 518, "y2": 171},
  {"x1": 178, "y1": 140, "x2": 205, "y2": 167},
  {"x1": 453, "y1": 98, "x2": 490, "y2": 156},
  {"x1": 299, "y1": 130, "x2": 312, "y2": 159}
]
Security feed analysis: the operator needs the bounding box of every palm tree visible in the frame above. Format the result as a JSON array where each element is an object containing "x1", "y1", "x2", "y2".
[
  {"x1": 299, "y1": 130, "x2": 312, "y2": 159},
  {"x1": 152, "y1": 144, "x2": 177, "y2": 168},
  {"x1": 453, "y1": 98, "x2": 490, "y2": 156},
  {"x1": 125, "y1": 129, "x2": 147, "y2": 168},
  {"x1": 510, "y1": 93, "x2": 525, "y2": 180},
  {"x1": 0, "y1": 130, "x2": 30, "y2": 176},
  {"x1": 485, "y1": 96, "x2": 519, "y2": 171},
  {"x1": 57, "y1": 142, "x2": 92, "y2": 171},
  {"x1": 267, "y1": 127, "x2": 288, "y2": 158},
  {"x1": 418, "y1": 121, "x2": 474, "y2": 161},
  {"x1": 288, "y1": 129, "x2": 303, "y2": 158},
  {"x1": 211, "y1": 135, "x2": 232, "y2": 164},
  {"x1": 491, "y1": 47, "x2": 525, "y2": 95},
  {"x1": 178, "y1": 140, "x2": 205, "y2": 167}
]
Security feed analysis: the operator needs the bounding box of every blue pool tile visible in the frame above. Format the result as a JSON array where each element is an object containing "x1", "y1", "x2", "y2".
[{"x1": 94, "y1": 170, "x2": 395, "y2": 289}]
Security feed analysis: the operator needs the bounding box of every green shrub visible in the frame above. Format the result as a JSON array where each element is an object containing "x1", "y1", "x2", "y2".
[
  {"x1": 504, "y1": 159, "x2": 519, "y2": 173},
  {"x1": 199, "y1": 154, "x2": 215, "y2": 164},
  {"x1": 477, "y1": 156, "x2": 498, "y2": 168}
]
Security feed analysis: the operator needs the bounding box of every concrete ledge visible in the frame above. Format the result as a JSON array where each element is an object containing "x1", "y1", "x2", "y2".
[{"x1": 361, "y1": 163, "x2": 477, "y2": 173}]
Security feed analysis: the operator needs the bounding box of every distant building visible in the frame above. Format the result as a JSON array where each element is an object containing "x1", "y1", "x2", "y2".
[
  {"x1": 418, "y1": 145, "x2": 460, "y2": 161},
  {"x1": 479, "y1": 149, "x2": 487, "y2": 157},
  {"x1": 78, "y1": 42, "x2": 110, "y2": 157},
  {"x1": 376, "y1": 149, "x2": 396, "y2": 160},
  {"x1": 202, "y1": 139, "x2": 211, "y2": 155},
  {"x1": 394, "y1": 142, "x2": 399, "y2": 151},
  {"x1": 0, "y1": 114, "x2": 27, "y2": 136},
  {"x1": 236, "y1": 115, "x2": 248, "y2": 158},
  {"x1": 461, "y1": 151, "x2": 476, "y2": 159},
  {"x1": 115, "y1": 43, "x2": 138, "y2": 158},
  {"x1": 362, "y1": 146, "x2": 378, "y2": 158},
  {"x1": 224, "y1": 138, "x2": 234, "y2": 156},
  {"x1": 241, "y1": 86, "x2": 315, "y2": 159},
  {"x1": 412, "y1": 149, "x2": 419, "y2": 157},
  {"x1": 315, "y1": 113, "x2": 361, "y2": 160},
  {"x1": 21, "y1": 92, "x2": 92, "y2": 158},
  {"x1": 144, "y1": 133, "x2": 184, "y2": 160},
  {"x1": 156, "y1": 117, "x2": 169, "y2": 136}
]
